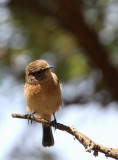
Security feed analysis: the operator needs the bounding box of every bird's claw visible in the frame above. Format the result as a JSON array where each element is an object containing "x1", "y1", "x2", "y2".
[
  {"x1": 50, "y1": 113, "x2": 57, "y2": 130},
  {"x1": 26, "y1": 112, "x2": 36, "y2": 124}
]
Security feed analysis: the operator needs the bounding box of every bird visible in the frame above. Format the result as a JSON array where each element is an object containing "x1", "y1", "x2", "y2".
[{"x1": 24, "y1": 59, "x2": 62, "y2": 147}]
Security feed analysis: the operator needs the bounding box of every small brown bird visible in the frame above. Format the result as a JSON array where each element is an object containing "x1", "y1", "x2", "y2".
[{"x1": 24, "y1": 59, "x2": 62, "y2": 147}]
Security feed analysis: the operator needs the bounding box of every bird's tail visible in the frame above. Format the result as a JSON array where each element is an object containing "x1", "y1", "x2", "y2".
[{"x1": 42, "y1": 125, "x2": 54, "y2": 147}]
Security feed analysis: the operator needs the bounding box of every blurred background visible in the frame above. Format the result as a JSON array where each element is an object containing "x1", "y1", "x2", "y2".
[{"x1": 1, "y1": 0, "x2": 118, "y2": 159}]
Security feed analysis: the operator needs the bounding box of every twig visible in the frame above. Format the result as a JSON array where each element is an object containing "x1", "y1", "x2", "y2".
[{"x1": 11, "y1": 113, "x2": 118, "y2": 159}]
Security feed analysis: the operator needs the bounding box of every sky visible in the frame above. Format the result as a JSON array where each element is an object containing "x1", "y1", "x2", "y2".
[{"x1": 0, "y1": 75, "x2": 118, "y2": 160}]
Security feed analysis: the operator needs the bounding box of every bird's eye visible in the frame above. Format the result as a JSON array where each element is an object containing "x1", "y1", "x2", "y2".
[{"x1": 37, "y1": 71, "x2": 41, "y2": 74}]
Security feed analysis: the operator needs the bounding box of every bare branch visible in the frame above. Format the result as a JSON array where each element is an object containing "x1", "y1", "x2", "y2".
[{"x1": 11, "y1": 113, "x2": 118, "y2": 159}]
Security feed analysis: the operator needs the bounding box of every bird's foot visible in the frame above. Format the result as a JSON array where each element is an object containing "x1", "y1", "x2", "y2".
[
  {"x1": 26, "y1": 112, "x2": 36, "y2": 124},
  {"x1": 50, "y1": 113, "x2": 57, "y2": 130}
]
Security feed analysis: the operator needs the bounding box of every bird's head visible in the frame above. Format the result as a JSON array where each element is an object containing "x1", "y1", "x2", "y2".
[{"x1": 26, "y1": 60, "x2": 53, "y2": 84}]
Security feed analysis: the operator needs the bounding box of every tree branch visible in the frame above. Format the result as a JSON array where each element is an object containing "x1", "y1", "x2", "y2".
[{"x1": 11, "y1": 113, "x2": 118, "y2": 159}]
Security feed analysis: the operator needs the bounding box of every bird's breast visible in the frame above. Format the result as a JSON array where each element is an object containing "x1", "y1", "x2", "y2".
[{"x1": 24, "y1": 81, "x2": 62, "y2": 119}]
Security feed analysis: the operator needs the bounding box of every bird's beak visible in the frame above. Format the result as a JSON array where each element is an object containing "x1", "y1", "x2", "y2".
[{"x1": 48, "y1": 66, "x2": 54, "y2": 69}]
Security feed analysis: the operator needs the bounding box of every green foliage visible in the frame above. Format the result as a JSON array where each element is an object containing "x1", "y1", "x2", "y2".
[
  {"x1": 1, "y1": 0, "x2": 118, "y2": 82},
  {"x1": 0, "y1": 9, "x2": 90, "y2": 81}
]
